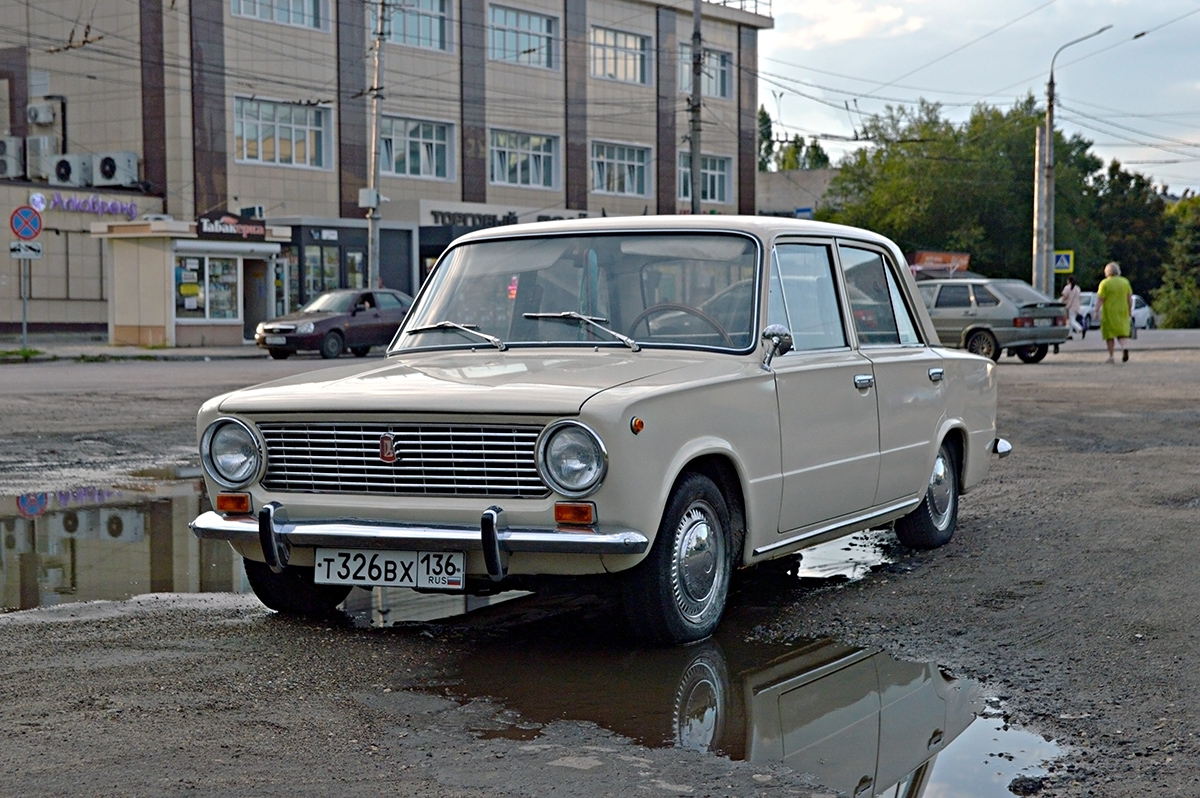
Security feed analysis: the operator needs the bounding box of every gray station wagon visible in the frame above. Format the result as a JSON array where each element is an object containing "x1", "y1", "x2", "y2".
[
  {"x1": 191, "y1": 216, "x2": 1010, "y2": 644},
  {"x1": 916, "y1": 277, "x2": 1069, "y2": 363}
]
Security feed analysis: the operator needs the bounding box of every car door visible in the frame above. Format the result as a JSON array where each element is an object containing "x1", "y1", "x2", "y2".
[
  {"x1": 770, "y1": 241, "x2": 881, "y2": 534},
  {"x1": 927, "y1": 282, "x2": 973, "y2": 346},
  {"x1": 839, "y1": 244, "x2": 945, "y2": 507},
  {"x1": 344, "y1": 291, "x2": 384, "y2": 347}
]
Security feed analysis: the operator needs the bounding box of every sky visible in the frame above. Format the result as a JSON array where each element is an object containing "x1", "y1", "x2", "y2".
[{"x1": 755, "y1": 0, "x2": 1200, "y2": 197}]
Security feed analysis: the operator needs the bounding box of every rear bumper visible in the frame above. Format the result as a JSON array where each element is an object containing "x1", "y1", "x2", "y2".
[{"x1": 190, "y1": 505, "x2": 649, "y2": 579}]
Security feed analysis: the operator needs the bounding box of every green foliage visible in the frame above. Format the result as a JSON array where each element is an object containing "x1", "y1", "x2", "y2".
[
  {"x1": 757, "y1": 106, "x2": 774, "y2": 172},
  {"x1": 1153, "y1": 196, "x2": 1200, "y2": 328},
  {"x1": 774, "y1": 135, "x2": 831, "y2": 172},
  {"x1": 817, "y1": 98, "x2": 1167, "y2": 295}
]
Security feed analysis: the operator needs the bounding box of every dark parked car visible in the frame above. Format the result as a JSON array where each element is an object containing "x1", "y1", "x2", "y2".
[{"x1": 254, "y1": 288, "x2": 412, "y2": 359}]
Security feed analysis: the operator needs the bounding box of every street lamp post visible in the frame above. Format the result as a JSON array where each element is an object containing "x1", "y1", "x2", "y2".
[{"x1": 1034, "y1": 26, "x2": 1111, "y2": 297}]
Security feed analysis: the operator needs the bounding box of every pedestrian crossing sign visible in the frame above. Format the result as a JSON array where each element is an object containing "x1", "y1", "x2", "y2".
[{"x1": 1053, "y1": 250, "x2": 1074, "y2": 274}]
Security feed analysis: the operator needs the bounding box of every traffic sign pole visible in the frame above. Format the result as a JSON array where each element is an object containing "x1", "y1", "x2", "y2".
[{"x1": 20, "y1": 258, "x2": 28, "y2": 350}]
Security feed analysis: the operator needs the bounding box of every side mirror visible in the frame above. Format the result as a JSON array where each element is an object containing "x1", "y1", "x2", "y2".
[{"x1": 760, "y1": 324, "x2": 793, "y2": 371}]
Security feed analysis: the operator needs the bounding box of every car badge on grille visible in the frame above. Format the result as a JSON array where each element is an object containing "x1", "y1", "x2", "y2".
[{"x1": 379, "y1": 433, "x2": 399, "y2": 463}]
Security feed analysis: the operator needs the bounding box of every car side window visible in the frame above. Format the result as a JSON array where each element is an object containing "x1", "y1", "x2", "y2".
[
  {"x1": 770, "y1": 243, "x2": 847, "y2": 351},
  {"x1": 376, "y1": 292, "x2": 404, "y2": 310},
  {"x1": 973, "y1": 285, "x2": 1000, "y2": 306},
  {"x1": 917, "y1": 284, "x2": 937, "y2": 308},
  {"x1": 840, "y1": 245, "x2": 922, "y2": 346},
  {"x1": 934, "y1": 284, "x2": 971, "y2": 308}
]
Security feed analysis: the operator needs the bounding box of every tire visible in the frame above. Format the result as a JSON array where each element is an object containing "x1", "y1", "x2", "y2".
[
  {"x1": 319, "y1": 331, "x2": 344, "y2": 359},
  {"x1": 965, "y1": 330, "x2": 1000, "y2": 362},
  {"x1": 895, "y1": 442, "x2": 959, "y2": 549},
  {"x1": 621, "y1": 473, "x2": 733, "y2": 644},
  {"x1": 1148, "y1": 316, "x2": 1157, "y2": 330},
  {"x1": 244, "y1": 558, "x2": 352, "y2": 617},
  {"x1": 1015, "y1": 343, "x2": 1048, "y2": 364},
  {"x1": 350, "y1": 346, "x2": 371, "y2": 357},
  {"x1": 267, "y1": 348, "x2": 291, "y2": 360},
  {"x1": 671, "y1": 642, "x2": 729, "y2": 752}
]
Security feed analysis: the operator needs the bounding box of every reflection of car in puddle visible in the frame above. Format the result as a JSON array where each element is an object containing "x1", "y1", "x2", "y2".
[{"x1": 430, "y1": 635, "x2": 980, "y2": 797}]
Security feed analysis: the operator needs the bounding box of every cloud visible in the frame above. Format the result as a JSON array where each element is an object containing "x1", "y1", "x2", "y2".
[{"x1": 773, "y1": 2, "x2": 926, "y2": 50}]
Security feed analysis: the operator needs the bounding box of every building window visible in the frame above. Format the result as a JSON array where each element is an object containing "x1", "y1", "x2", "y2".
[
  {"x1": 391, "y1": 0, "x2": 450, "y2": 51},
  {"x1": 489, "y1": 5, "x2": 556, "y2": 68},
  {"x1": 589, "y1": 27, "x2": 650, "y2": 84},
  {"x1": 678, "y1": 153, "x2": 731, "y2": 203},
  {"x1": 381, "y1": 117, "x2": 451, "y2": 179},
  {"x1": 231, "y1": 0, "x2": 324, "y2": 30},
  {"x1": 490, "y1": 130, "x2": 557, "y2": 188},
  {"x1": 176, "y1": 256, "x2": 240, "y2": 321},
  {"x1": 591, "y1": 142, "x2": 649, "y2": 196},
  {"x1": 679, "y1": 44, "x2": 732, "y2": 99},
  {"x1": 234, "y1": 98, "x2": 329, "y2": 168}
]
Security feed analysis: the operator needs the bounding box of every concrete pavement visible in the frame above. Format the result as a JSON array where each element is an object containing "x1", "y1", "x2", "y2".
[{"x1": 2, "y1": 327, "x2": 1198, "y2": 365}]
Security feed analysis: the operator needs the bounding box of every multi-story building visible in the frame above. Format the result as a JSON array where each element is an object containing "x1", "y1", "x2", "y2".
[{"x1": 0, "y1": 0, "x2": 772, "y2": 344}]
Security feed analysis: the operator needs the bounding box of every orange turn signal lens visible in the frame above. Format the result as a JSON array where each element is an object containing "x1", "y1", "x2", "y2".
[
  {"x1": 554, "y1": 502, "x2": 596, "y2": 526},
  {"x1": 216, "y1": 492, "x2": 252, "y2": 514}
]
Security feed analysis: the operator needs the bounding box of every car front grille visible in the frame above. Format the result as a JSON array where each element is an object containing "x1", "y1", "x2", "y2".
[{"x1": 256, "y1": 422, "x2": 548, "y2": 499}]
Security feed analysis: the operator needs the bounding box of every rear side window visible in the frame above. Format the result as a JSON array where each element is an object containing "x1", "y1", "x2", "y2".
[
  {"x1": 973, "y1": 285, "x2": 1000, "y2": 306},
  {"x1": 376, "y1": 292, "x2": 406, "y2": 310},
  {"x1": 770, "y1": 243, "x2": 847, "y2": 351},
  {"x1": 840, "y1": 245, "x2": 921, "y2": 346},
  {"x1": 934, "y1": 284, "x2": 971, "y2": 308}
]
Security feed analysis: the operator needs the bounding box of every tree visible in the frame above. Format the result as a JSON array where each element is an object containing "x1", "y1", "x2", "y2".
[
  {"x1": 1153, "y1": 196, "x2": 1200, "y2": 328},
  {"x1": 757, "y1": 106, "x2": 774, "y2": 172},
  {"x1": 775, "y1": 134, "x2": 803, "y2": 171},
  {"x1": 802, "y1": 138, "x2": 830, "y2": 169},
  {"x1": 1093, "y1": 160, "x2": 1169, "y2": 296}
]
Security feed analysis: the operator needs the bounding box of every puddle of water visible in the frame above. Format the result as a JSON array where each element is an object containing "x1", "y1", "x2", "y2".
[
  {"x1": 406, "y1": 630, "x2": 1059, "y2": 798},
  {"x1": 791, "y1": 528, "x2": 899, "y2": 580}
]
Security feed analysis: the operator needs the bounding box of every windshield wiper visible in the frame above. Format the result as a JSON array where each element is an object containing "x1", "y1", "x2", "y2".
[
  {"x1": 523, "y1": 311, "x2": 640, "y2": 352},
  {"x1": 405, "y1": 320, "x2": 507, "y2": 351}
]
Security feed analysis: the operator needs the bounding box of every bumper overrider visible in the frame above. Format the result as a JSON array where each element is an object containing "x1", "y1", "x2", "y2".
[{"x1": 189, "y1": 502, "x2": 649, "y2": 581}]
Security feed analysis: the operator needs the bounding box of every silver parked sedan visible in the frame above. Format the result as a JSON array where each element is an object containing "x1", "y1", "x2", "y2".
[{"x1": 917, "y1": 277, "x2": 1069, "y2": 363}]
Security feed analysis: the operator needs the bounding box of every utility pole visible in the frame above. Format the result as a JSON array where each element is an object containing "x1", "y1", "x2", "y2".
[
  {"x1": 688, "y1": 0, "x2": 702, "y2": 215},
  {"x1": 363, "y1": 0, "x2": 388, "y2": 289}
]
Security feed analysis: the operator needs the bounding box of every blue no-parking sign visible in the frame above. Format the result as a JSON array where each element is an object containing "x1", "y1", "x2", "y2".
[{"x1": 10, "y1": 205, "x2": 42, "y2": 241}]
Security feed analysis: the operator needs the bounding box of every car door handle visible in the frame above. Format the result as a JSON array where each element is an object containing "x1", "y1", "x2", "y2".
[
  {"x1": 928, "y1": 367, "x2": 945, "y2": 382},
  {"x1": 854, "y1": 374, "x2": 874, "y2": 390}
]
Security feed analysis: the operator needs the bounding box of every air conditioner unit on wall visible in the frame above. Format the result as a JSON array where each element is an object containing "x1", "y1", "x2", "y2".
[
  {"x1": 99, "y1": 508, "x2": 145, "y2": 543},
  {"x1": 47, "y1": 508, "x2": 101, "y2": 541},
  {"x1": 49, "y1": 153, "x2": 92, "y2": 187},
  {"x1": 26, "y1": 103, "x2": 55, "y2": 126},
  {"x1": 2, "y1": 517, "x2": 33, "y2": 556},
  {"x1": 0, "y1": 137, "x2": 22, "y2": 179},
  {"x1": 92, "y1": 151, "x2": 138, "y2": 187},
  {"x1": 25, "y1": 135, "x2": 59, "y2": 180}
]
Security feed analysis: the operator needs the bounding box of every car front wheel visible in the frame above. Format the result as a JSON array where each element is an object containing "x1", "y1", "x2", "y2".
[
  {"x1": 965, "y1": 330, "x2": 1000, "y2": 361},
  {"x1": 267, "y1": 348, "x2": 291, "y2": 360},
  {"x1": 350, "y1": 346, "x2": 371, "y2": 357},
  {"x1": 243, "y1": 559, "x2": 352, "y2": 616},
  {"x1": 895, "y1": 442, "x2": 959, "y2": 549},
  {"x1": 622, "y1": 473, "x2": 733, "y2": 644},
  {"x1": 319, "y1": 331, "x2": 344, "y2": 359}
]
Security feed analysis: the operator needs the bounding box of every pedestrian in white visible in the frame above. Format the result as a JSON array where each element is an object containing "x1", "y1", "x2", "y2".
[{"x1": 1061, "y1": 275, "x2": 1084, "y2": 338}]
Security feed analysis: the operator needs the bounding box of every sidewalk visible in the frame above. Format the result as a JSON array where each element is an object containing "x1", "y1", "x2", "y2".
[{"x1": 0, "y1": 332, "x2": 271, "y2": 364}]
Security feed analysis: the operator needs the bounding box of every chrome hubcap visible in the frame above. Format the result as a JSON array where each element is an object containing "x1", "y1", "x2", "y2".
[
  {"x1": 927, "y1": 451, "x2": 954, "y2": 529},
  {"x1": 673, "y1": 502, "x2": 725, "y2": 622}
]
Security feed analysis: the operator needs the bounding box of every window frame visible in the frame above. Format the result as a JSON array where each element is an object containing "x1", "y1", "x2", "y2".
[
  {"x1": 590, "y1": 140, "x2": 651, "y2": 197},
  {"x1": 678, "y1": 44, "x2": 733, "y2": 99},
  {"x1": 588, "y1": 25, "x2": 651, "y2": 85},
  {"x1": 380, "y1": 116, "x2": 455, "y2": 181},
  {"x1": 233, "y1": 97, "x2": 332, "y2": 170},
  {"x1": 390, "y1": 0, "x2": 452, "y2": 52},
  {"x1": 230, "y1": 0, "x2": 329, "y2": 32},
  {"x1": 837, "y1": 241, "x2": 926, "y2": 348},
  {"x1": 677, "y1": 153, "x2": 732, "y2": 204},
  {"x1": 488, "y1": 4, "x2": 558, "y2": 69},
  {"x1": 175, "y1": 255, "x2": 244, "y2": 323},
  {"x1": 489, "y1": 129, "x2": 559, "y2": 189}
]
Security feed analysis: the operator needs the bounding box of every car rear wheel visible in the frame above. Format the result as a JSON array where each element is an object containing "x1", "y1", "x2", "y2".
[
  {"x1": 267, "y1": 348, "x2": 291, "y2": 360},
  {"x1": 243, "y1": 559, "x2": 352, "y2": 616},
  {"x1": 319, "y1": 331, "x2": 344, "y2": 359},
  {"x1": 895, "y1": 442, "x2": 959, "y2": 549},
  {"x1": 621, "y1": 473, "x2": 732, "y2": 644},
  {"x1": 965, "y1": 330, "x2": 1000, "y2": 361},
  {"x1": 350, "y1": 346, "x2": 371, "y2": 357},
  {"x1": 1015, "y1": 344, "x2": 1048, "y2": 364}
]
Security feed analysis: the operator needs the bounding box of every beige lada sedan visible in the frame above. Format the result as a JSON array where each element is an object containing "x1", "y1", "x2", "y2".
[{"x1": 191, "y1": 216, "x2": 1010, "y2": 644}]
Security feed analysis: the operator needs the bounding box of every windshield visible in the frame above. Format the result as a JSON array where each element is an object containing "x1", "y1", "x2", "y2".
[
  {"x1": 300, "y1": 292, "x2": 355, "y2": 313},
  {"x1": 395, "y1": 232, "x2": 760, "y2": 352}
]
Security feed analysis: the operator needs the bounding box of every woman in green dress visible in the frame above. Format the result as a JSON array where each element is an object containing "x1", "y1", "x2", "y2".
[{"x1": 1095, "y1": 261, "x2": 1133, "y2": 363}]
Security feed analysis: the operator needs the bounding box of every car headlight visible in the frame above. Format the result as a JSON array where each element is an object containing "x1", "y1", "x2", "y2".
[
  {"x1": 537, "y1": 421, "x2": 607, "y2": 497},
  {"x1": 296, "y1": 321, "x2": 315, "y2": 334},
  {"x1": 201, "y1": 418, "x2": 262, "y2": 489},
  {"x1": 255, "y1": 322, "x2": 265, "y2": 335}
]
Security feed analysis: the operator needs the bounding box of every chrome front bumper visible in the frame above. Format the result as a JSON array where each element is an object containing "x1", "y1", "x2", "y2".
[{"x1": 190, "y1": 503, "x2": 649, "y2": 581}]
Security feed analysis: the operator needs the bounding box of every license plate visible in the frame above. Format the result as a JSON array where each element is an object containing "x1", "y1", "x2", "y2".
[
  {"x1": 265, "y1": 335, "x2": 287, "y2": 345},
  {"x1": 1034, "y1": 318, "x2": 1052, "y2": 327},
  {"x1": 313, "y1": 548, "x2": 465, "y2": 591}
]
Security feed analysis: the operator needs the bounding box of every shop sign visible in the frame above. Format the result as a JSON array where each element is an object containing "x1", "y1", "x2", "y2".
[
  {"x1": 30, "y1": 191, "x2": 139, "y2": 221},
  {"x1": 197, "y1": 210, "x2": 266, "y2": 241}
]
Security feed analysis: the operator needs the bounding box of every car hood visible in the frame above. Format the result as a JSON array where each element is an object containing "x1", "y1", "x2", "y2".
[{"x1": 215, "y1": 349, "x2": 728, "y2": 416}]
